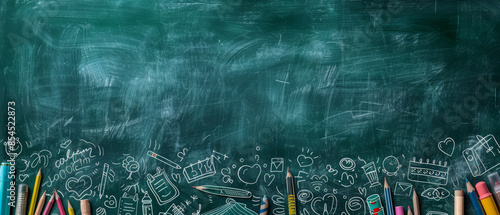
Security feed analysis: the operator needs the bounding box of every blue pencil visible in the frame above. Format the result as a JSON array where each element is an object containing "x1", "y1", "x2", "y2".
[
  {"x1": 0, "y1": 162, "x2": 11, "y2": 215},
  {"x1": 260, "y1": 195, "x2": 269, "y2": 215},
  {"x1": 466, "y1": 178, "x2": 485, "y2": 215},
  {"x1": 384, "y1": 178, "x2": 395, "y2": 215}
]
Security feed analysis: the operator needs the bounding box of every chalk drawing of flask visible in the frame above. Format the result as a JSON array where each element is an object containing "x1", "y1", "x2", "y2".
[{"x1": 147, "y1": 167, "x2": 180, "y2": 205}]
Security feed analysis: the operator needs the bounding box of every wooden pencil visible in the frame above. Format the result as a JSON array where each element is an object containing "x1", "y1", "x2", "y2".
[{"x1": 413, "y1": 189, "x2": 420, "y2": 215}]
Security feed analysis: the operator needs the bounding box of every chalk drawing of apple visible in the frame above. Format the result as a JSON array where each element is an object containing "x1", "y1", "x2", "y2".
[{"x1": 237, "y1": 164, "x2": 262, "y2": 185}]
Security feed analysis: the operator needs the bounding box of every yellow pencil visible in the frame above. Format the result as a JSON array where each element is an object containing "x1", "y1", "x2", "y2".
[
  {"x1": 67, "y1": 200, "x2": 75, "y2": 215},
  {"x1": 28, "y1": 168, "x2": 42, "y2": 215}
]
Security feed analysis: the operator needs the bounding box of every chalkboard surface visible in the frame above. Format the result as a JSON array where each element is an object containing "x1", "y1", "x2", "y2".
[{"x1": 1, "y1": 0, "x2": 500, "y2": 214}]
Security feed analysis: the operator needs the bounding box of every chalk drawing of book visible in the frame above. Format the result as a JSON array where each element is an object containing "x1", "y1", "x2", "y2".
[
  {"x1": 147, "y1": 167, "x2": 180, "y2": 205},
  {"x1": 158, "y1": 203, "x2": 184, "y2": 215},
  {"x1": 117, "y1": 193, "x2": 138, "y2": 215},
  {"x1": 463, "y1": 134, "x2": 500, "y2": 177},
  {"x1": 183, "y1": 156, "x2": 216, "y2": 183},
  {"x1": 407, "y1": 158, "x2": 449, "y2": 186},
  {"x1": 202, "y1": 198, "x2": 257, "y2": 215}
]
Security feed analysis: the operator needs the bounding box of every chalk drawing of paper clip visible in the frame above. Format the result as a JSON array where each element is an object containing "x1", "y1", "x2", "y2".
[
  {"x1": 463, "y1": 134, "x2": 500, "y2": 177},
  {"x1": 147, "y1": 167, "x2": 180, "y2": 205}
]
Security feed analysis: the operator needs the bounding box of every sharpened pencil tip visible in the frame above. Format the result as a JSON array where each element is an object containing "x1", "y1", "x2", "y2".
[{"x1": 466, "y1": 178, "x2": 469, "y2": 183}]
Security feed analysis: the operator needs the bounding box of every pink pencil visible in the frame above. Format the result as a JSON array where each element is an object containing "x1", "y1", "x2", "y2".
[
  {"x1": 42, "y1": 191, "x2": 55, "y2": 215},
  {"x1": 54, "y1": 189, "x2": 66, "y2": 215}
]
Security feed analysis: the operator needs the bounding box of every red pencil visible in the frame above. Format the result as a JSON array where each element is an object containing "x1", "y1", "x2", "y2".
[{"x1": 54, "y1": 189, "x2": 66, "y2": 215}]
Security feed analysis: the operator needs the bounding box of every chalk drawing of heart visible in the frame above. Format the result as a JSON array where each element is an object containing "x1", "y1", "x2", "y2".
[
  {"x1": 66, "y1": 175, "x2": 92, "y2": 199},
  {"x1": 311, "y1": 193, "x2": 338, "y2": 215},
  {"x1": 18, "y1": 174, "x2": 29, "y2": 182},
  {"x1": 171, "y1": 173, "x2": 181, "y2": 183},
  {"x1": 297, "y1": 154, "x2": 314, "y2": 167},
  {"x1": 358, "y1": 187, "x2": 367, "y2": 197},
  {"x1": 104, "y1": 195, "x2": 117, "y2": 208},
  {"x1": 237, "y1": 164, "x2": 261, "y2": 185},
  {"x1": 438, "y1": 137, "x2": 455, "y2": 157},
  {"x1": 264, "y1": 173, "x2": 275, "y2": 186}
]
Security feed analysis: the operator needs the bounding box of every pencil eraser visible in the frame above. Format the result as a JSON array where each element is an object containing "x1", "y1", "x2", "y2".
[
  {"x1": 395, "y1": 206, "x2": 404, "y2": 215},
  {"x1": 488, "y1": 172, "x2": 500, "y2": 189},
  {"x1": 475, "y1": 181, "x2": 492, "y2": 199},
  {"x1": 80, "y1": 199, "x2": 91, "y2": 215}
]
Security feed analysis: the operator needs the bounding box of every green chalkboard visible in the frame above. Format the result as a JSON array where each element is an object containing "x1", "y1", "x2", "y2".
[{"x1": 1, "y1": 0, "x2": 500, "y2": 215}]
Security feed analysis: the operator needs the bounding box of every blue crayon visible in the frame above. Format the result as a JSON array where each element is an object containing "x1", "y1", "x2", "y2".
[{"x1": 0, "y1": 162, "x2": 12, "y2": 215}]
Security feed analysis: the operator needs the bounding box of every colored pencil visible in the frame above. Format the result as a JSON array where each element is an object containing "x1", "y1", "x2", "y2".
[
  {"x1": 28, "y1": 168, "x2": 42, "y2": 215},
  {"x1": 467, "y1": 178, "x2": 485, "y2": 215},
  {"x1": 67, "y1": 201, "x2": 75, "y2": 215},
  {"x1": 408, "y1": 206, "x2": 413, "y2": 215},
  {"x1": 413, "y1": 189, "x2": 420, "y2": 215},
  {"x1": 41, "y1": 191, "x2": 55, "y2": 215},
  {"x1": 54, "y1": 189, "x2": 66, "y2": 215},
  {"x1": 385, "y1": 178, "x2": 395, "y2": 215},
  {"x1": 81, "y1": 199, "x2": 91, "y2": 215},
  {"x1": 455, "y1": 190, "x2": 464, "y2": 215},
  {"x1": 147, "y1": 150, "x2": 182, "y2": 169},
  {"x1": 192, "y1": 185, "x2": 252, "y2": 198},
  {"x1": 260, "y1": 195, "x2": 269, "y2": 215},
  {"x1": 475, "y1": 181, "x2": 500, "y2": 215},
  {"x1": 287, "y1": 167, "x2": 297, "y2": 215},
  {"x1": 34, "y1": 190, "x2": 47, "y2": 215}
]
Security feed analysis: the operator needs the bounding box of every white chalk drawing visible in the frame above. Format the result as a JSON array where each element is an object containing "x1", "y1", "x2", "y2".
[
  {"x1": 104, "y1": 195, "x2": 117, "y2": 208},
  {"x1": 147, "y1": 167, "x2": 179, "y2": 205},
  {"x1": 270, "y1": 158, "x2": 284, "y2": 172},
  {"x1": 117, "y1": 193, "x2": 139, "y2": 215},
  {"x1": 141, "y1": 191, "x2": 153, "y2": 215},
  {"x1": 339, "y1": 158, "x2": 356, "y2": 171},
  {"x1": 358, "y1": 187, "x2": 367, "y2": 197},
  {"x1": 18, "y1": 159, "x2": 29, "y2": 172},
  {"x1": 171, "y1": 173, "x2": 181, "y2": 183},
  {"x1": 192, "y1": 204, "x2": 201, "y2": 215},
  {"x1": 341, "y1": 196, "x2": 366, "y2": 215},
  {"x1": 382, "y1": 156, "x2": 401, "y2": 176},
  {"x1": 272, "y1": 187, "x2": 286, "y2": 215},
  {"x1": 301, "y1": 209, "x2": 311, "y2": 215},
  {"x1": 463, "y1": 134, "x2": 500, "y2": 177},
  {"x1": 421, "y1": 187, "x2": 450, "y2": 201},
  {"x1": 297, "y1": 189, "x2": 314, "y2": 204},
  {"x1": 438, "y1": 137, "x2": 455, "y2": 157},
  {"x1": 326, "y1": 164, "x2": 339, "y2": 175},
  {"x1": 408, "y1": 158, "x2": 449, "y2": 186},
  {"x1": 237, "y1": 164, "x2": 262, "y2": 185},
  {"x1": 96, "y1": 207, "x2": 106, "y2": 215},
  {"x1": 123, "y1": 183, "x2": 140, "y2": 194},
  {"x1": 221, "y1": 168, "x2": 233, "y2": 184},
  {"x1": 65, "y1": 175, "x2": 93, "y2": 200},
  {"x1": 311, "y1": 175, "x2": 329, "y2": 191},
  {"x1": 60, "y1": 140, "x2": 72, "y2": 148},
  {"x1": 4, "y1": 137, "x2": 22, "y2": 158},
  {"x1": 297, "y1": 154, "x2": 314, "y2": 167},
  {"x1": 394, "y1": 182, "x2": 413, "y2": 196},
  {"x1": 148, "y1": 150, "x2": 182, "y2": 170},
  {"x1": 18, "y1": 174, "x2": 28, "y2": 182},
  {"x1": 122, "y1": 156, "x2": 140, "y2": 180},
  {"x1": 213, "y1": 150, "x2": 228, "y2": 160},
  {"x1": 99, "y1": 163, "x2": 115, "y2": 199},
  {"x1": 177, "y1": 148, "x2": 189, "y2": 162},
  {"x1": 183, "y1": 156, "x2": 216, "y2": 183},
  {"x1": 338, "y1": 172, "x2": 355, "y2": 188},
  {"x1": 159, "y1": 203, "x2": 184, "y2": 215},
  {"x1": 29, "y1": 150, "x2": 52, "y2": 168},
  {"x1": 202, "y1": 198, "x2": 257, "y2": 215},
  {"x1": 264, "y1": 173, "x2": 275, "y2": 186},
  {"x1": 361, "y1": 162, "x2": 381, "y2": 187},
  {"x1": 296, "y1": 171, "x2": 310, "y2": 189},
  {"x1": 311, "y1": 193, "x2": 338, "y2": 215},
  {"x1": 426, "y1": 212, "x2": 447, "y2": 215}
]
